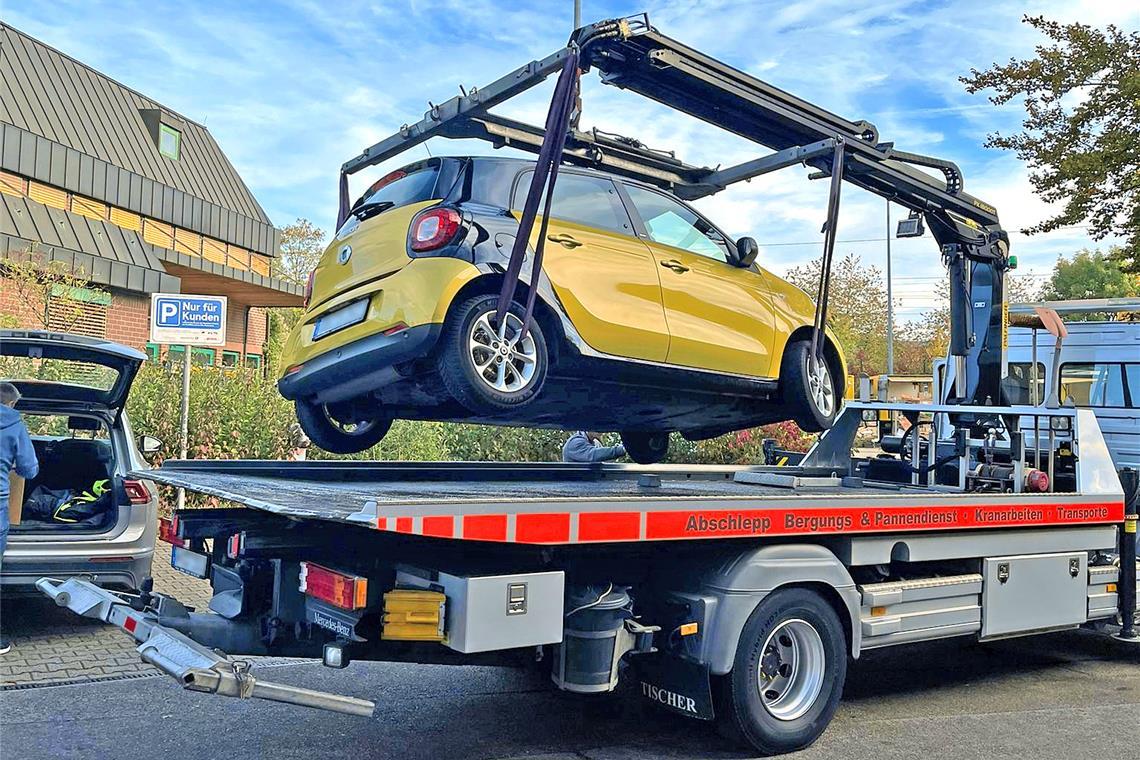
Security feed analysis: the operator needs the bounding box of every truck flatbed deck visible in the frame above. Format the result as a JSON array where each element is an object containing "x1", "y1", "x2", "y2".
[{"x1": 136, "y1": 459, "x2": 1123, "y2": 545}]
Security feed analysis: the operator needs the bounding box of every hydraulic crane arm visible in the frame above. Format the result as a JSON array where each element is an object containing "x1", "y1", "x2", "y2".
[{"x1": 339, "y1": 14, "x2": 1012, "y2": 407}]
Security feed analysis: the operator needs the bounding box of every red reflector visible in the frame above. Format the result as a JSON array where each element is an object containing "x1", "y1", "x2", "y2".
[
  {"x1": 285, "y1": 363, "x2": 304, "y2": 376},
  {"x1": 124, "y1": 479, "x2": 151, "y2": 505},
  {"x1": 409, "y1": 207, "x2": 462, "y2": 252},
  {"x1": 124, "y1": 616, "x2": 138, "y2": 634},
  {"x1": 158, "y1": 517, "x2": 187, "y2": 548},
  {"x1": 89, "y1": 556, "x2": 135, "y2": 563},
  {"x1": 299, "y1": 562, "x2": 369, "y2": 611},
  {"x1": 227, "y1": 533, "x2": 243, "y2": 559},
  {"x1": 382, "y1": 322, "x2": 408, "y2": 336}
]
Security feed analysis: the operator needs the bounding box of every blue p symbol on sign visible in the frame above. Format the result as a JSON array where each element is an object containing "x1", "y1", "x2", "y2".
[{"x1": 157, "y1": 299, "x2": 181, "y2": 327}]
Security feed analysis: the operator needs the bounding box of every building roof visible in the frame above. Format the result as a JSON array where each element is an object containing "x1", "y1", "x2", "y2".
[{"x1": 0, "y1": 22, "x2": 271, "y2": 228}]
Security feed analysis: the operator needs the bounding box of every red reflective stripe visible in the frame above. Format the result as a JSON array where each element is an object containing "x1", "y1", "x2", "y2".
[
  {"x1": 578, "y1": 512, "x2": 640, "y2": 542},
  {"x1": 123, "y1": 616, "x2": 138, "y2": 634},
  {"x1": 462, "y1": 514, "x2": 508, "y2": 541},
  {"x1": 515, "y1": 513, "x2": 570, "y2": 543},
  {"x1": 375, "y1": 517, "x2": 387, "y2": 531},
  {"x1": 645, "y1": 501, "x2": 1125, "y2": 540},
  {"x1": 395, "y1": 517, "x2": 413, "y2": 534},
  {"x1": 422, "y1": 515, "x2": 455, "y2": 538}
]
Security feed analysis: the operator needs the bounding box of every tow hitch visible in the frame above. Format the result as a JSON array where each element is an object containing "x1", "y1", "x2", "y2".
[{"x1": 35, "y1": 577, "x2": 375, "y2": 718}]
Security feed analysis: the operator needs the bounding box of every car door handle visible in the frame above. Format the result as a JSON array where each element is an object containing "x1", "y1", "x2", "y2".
[
  {"x1": 660, "y1": 260, "x2": 690, "y2": 273},
  {"x1": 547, "y1": 233, "x2": 583, "y2": 248}
]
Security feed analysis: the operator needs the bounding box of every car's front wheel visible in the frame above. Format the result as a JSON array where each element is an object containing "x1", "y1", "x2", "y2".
[
  {"x1": 438, "y1": 295, "x2": 549, "y2": 413},
  {"x1": 780, "y1": 339, "x2": 841, "y2": 433},
  {"x1": 294, "y1": 399, "x2": 392, "y2": 454},
  {"x1": 620, "y1": 431, "x2": 670, "y2": 464}
]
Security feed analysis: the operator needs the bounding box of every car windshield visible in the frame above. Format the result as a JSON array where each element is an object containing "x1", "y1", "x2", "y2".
[
  {"x1": 357, "y1": 164, "x2": 440, "y2": 210},
  {"x1": 0, "y1": 355, "x2": 120, "y2": 392}
]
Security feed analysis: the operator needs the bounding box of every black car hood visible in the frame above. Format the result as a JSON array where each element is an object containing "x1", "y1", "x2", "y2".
[{"x1": 0, "y1": 330, "x2": 146, "y2": 412}]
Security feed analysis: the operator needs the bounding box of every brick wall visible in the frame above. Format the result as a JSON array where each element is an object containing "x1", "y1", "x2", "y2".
[
  {"x1": 105, "y1": 289, "x2": 150, "y2": 351},
  {"x1": 0, "y1": 275, "x2": 46, "y2": 327}
]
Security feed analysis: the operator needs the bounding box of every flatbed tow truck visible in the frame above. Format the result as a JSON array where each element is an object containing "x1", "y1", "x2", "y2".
[{"x1": 37, "y1": 16, "x2": 1140, "y2": 756}]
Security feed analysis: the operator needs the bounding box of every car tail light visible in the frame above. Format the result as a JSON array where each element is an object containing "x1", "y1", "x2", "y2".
[
  {"x1": 158, "y1": 517, "x2": 187, "y2": 548},
  {"x1": 303, "y1": 269, "x2": 316, "y2": 307},
  {"x1": 299, "y1": 562, "x2": 369, "y2": 611},
  {"x1": 409, "y1": 207, "x2": 462, "y2": 252},
  {"x1": 124, "y1": 479, "x2": 151, "y2": 505}
]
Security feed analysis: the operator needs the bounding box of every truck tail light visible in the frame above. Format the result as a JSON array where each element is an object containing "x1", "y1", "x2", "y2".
[
  {"x1": 303, "y1": 269, "x2": 316, "y2": 307},
  {"x1": 299, "y1": 562, "x2": 369, "y2": 611},
  {"x1": 158, "y1": 517, "x2": 187, "y2": 548},
  {"x1": 124, "y1": 479, "x2": 151, "y2": 505},
  {"x1": 409, "y1": 207, "x2": 462, "y2": 252}
]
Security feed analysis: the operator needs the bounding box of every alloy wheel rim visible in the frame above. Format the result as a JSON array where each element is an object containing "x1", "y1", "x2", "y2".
[
  {"x1": 807, "y1": 359, "x2": 835, "y2": 417},
  {"x1": 756, "y1": 618, "x2": 826, "y2": 721},
  {"x1": 468, "y1": 310, "x2": 538, "y2": 393}
]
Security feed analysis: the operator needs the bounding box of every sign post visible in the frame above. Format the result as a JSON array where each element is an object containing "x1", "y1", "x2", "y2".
[{"x1": 149, "y1": 294, "x2": 227, "y2": 510}]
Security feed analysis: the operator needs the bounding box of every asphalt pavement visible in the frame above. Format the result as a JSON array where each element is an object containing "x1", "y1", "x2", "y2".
[{"x1": 2, "y1": 628, "x2": 1138, "y2": 759}]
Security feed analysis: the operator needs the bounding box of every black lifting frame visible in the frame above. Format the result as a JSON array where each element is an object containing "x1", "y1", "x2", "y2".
[{"x1": 337, "y1": 14, "x2": 1012, "y2": 408}]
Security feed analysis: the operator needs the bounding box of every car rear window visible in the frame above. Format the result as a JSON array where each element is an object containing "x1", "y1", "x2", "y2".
[
  {"x1": 358, "y1": 164, "x2": 440, "y2": 210},
  {"x1": 0, "y1": 356, "x2": 120, "y2": 392},
  {"x1": 512, "y1": 172, "x2": 632, "y2": 234}
]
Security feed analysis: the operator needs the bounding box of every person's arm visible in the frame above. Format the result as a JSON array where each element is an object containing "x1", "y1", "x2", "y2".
[
  {"x1": 585, "y1": 442, "x2": 626, "y2": 462},
  {"x1": 13, "y1": 422, "x2": 39, "y2": 480}
]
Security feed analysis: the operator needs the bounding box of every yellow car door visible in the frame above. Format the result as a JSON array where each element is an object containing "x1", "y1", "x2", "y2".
[
  {"x1": 621, "y1": 183, "x2": 776, "y2": 377},
  {"x1": 515, "y1": 172, "x2": 669, "y2": 362}
]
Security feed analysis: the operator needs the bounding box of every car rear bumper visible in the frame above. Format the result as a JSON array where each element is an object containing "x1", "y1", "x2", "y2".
[
  {"x1": 278, "y1": 322, "x2": 442, "y2": 402},
  {"x1": 1, "y1": 551, "x2": 153, "y2": 591}
]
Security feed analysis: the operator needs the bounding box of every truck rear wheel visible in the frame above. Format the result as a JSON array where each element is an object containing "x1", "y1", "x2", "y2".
[{"x1": 718, "y1": 588, "x2": 846, "y2": 755}]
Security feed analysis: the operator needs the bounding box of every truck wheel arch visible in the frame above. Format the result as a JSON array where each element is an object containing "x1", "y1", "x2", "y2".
[{"x1": 699, "y1": 543, "x2": 861, "y2": 675}]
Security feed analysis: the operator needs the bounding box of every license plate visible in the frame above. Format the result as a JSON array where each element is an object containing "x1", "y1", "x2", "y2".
[
  {"x1": 313, "y1": 299, "x2": 368, "y2": 340},
  {"x1": 171, "y1": 545, "x2": 210, "y2": 579}
]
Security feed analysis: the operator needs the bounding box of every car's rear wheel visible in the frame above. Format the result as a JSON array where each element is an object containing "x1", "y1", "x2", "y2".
[
  {"x1": 780, "y1": 339, "x2": 841, "y2": 433},
  {"x1": 717, "y1": 588, "x2": 847, "y2": 754},
  {"x1": 294, "y1": 399, "x2": 392, "y2": 454},
  {"x1": 620, "y1": 431, "x2": 670, "y2": 464},
  {"x1": 438, "y1": 295, "x2": 548, "y2": 412}
]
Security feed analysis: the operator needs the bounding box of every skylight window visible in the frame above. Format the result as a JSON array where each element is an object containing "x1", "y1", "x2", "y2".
[{"x1": 159, "y1": 123, "x2": 181, "y2": 159}]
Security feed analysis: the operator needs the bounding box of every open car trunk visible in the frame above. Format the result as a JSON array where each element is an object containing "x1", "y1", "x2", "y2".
[{"x1": 10, "y1": 413, "x2": 125, "y2": 534}]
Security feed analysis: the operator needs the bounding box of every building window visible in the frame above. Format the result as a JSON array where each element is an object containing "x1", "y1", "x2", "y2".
[
  {"x1": 159, "y1": 124, "x2": 181, "y2": 159},
  {"x1": 146, "y1": 343, "x2": 160, "y2": 362},
  {"x1": 167, "y1": 346, "x2": 215, "y2": 367},
  {"x1": 245, "y1": 354, "x2": 262, "y2": 370},
  {"x1": 222, "y1": 350, "x2": 241, "y2": 368}
]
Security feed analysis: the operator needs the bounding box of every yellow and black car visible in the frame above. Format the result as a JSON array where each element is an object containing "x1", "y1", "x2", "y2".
[{"x1": 278, "y1": 156, "x2": 846, "y2": 460}]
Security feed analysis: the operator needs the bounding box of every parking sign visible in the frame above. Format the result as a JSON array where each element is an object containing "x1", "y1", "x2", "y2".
[{"x1": 149, "y1": 294, "x2": 227, "y2": 346}]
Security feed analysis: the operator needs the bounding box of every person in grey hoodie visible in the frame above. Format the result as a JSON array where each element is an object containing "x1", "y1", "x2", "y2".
[
  {"x1": 562, "y1": 431, "x2": 626, "y2": 463},
  {"x1": 0, "y1": 382, "x2": 39, "y2": 654}
]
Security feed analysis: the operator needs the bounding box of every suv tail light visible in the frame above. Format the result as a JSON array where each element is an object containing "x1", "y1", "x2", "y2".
[
  {"x1": 124, "y1": 479, "x2": 151, "y2": 505},
  {"x1": 409, "y1": 207, "x2": 462, "y2": 252},
  {"x1": 299, "y1": 562, "x2": 369, "y2": 611},
  {"x1": 303, "y1": 269, "x2": 316, "y2": 307}
]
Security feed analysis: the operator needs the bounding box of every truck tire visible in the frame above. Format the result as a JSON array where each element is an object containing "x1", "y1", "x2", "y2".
[
  {"x1": 718, "y1": 587, "x2": 847, "y2": 755},
  {"x1": 295, "y1": 399, "x2": 392, "y2": 454},
  {"x1": 620, "y1": 431, "x2": 670, "y2": 464},
  {"x1": 780, "y1": 339, "x2": 841, "y2": 433},
  {"x1": 438, "y1": 295, "x2": 548, "y2": 412}
]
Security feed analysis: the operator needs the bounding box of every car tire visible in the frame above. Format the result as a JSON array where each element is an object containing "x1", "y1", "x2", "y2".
[
  {"x1": 717, "y1": 588, "x2": 847, "y2": 755},
  {"x1": 780, "y1": 339, "x2": 841, "y2": 433},
  {"x1": 438, "y1": 294, "x2": 548, "y2": 412},
  {"x1": 620, "y1": 431, "x2": 670, "y2": 464},
  {"x1": 294, "y1": 399, "x2": 392, "y2": 454}
]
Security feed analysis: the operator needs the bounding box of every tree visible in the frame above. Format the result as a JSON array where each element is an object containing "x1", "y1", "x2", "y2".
[
  {"x1": 0, "y1": 247, "x2": 108, "y2": 333},
  {"x1": 961, "y1": 16, "x2": 1140, "y2": 272},
  {"x1": 786, "y1": 253, "x2": 889, "y2": 376},
  {"x1": 265, "y1": 219, "x2": 329, "y2": 375},
  {"x1": 275, "y1": 218, "x2": 327, "y2": 285},
  {"x1": 1040, "y1": 248, "x2": 1139, "y2": 319}
]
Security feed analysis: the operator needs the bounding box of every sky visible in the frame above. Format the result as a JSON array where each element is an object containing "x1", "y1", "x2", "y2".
[{"x1": 4, "y1": 0, "x2": 1137, "y2": 321}]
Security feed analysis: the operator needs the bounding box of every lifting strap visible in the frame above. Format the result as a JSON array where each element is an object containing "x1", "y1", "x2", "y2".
[{"x1": 494, "y1": 49, "x2": 581, "y2": 339}]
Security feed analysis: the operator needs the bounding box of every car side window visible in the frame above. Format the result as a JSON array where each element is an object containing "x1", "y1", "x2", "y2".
[
  {"x1": 512, "y1": 172, "x2": 632, "y2": 234},
  {"x1": 622, "y1": 184, "x2": 731, "y2": 262}
]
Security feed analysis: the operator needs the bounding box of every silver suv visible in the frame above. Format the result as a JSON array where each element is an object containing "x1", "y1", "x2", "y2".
[{"x1": 1, "y1": 331, "x2": 158, "y2": 591}]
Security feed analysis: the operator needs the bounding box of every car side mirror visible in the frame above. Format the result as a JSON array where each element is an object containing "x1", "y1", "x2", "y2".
[
  {"x1": 139, "y1": 435, "x2": 163, "y2": 456},
  {"x1": 731, "y1": 237, "x2": 759, "y2": 268}
]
